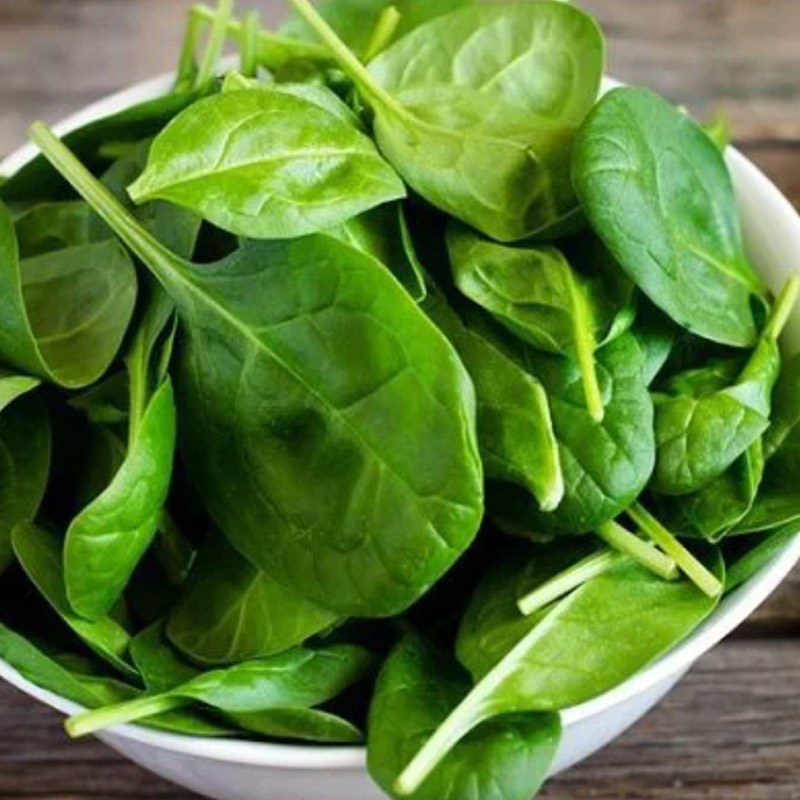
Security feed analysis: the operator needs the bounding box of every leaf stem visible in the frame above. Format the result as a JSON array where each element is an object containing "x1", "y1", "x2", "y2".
[
  {"x1": 66, "y1": 693, "x2": 186, "y2": 738},
  {"x1": 518, "y1": 548, "x2": 623, "y2": 616},
  {"x1": 239, "y1": 10, "x2": 260, "y2": 77},
  {"x1": 763, "y1": 275, "x2": 800, "y2": 341},
  {"x1": 284, "y1": 0, "x2": 397, "y2": 109},
  {"x1": 567, "y1": 277, "x2": 604, "y2": 422},
  {"x1": 195, "y1": 0, "x2": 234, "y2": 90},
  {"x1": 175, "y1": 5, "x2": 208, "y2": 89},
  {"x1": 362, "y1": 5, "x2": 401, "y2": 63},
  {"x1": 627, "y1": 503, "x2": 722, "y2": 598},
  {"x1": 28, "y1": 123, "x2": 181, "y2": 289},
  {"x1": 596, "y1": 520, "x2": 679, "y2": 581}
]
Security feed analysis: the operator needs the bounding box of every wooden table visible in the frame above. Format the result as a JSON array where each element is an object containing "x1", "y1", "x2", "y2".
[{"x1": 1, "y1": 1, "x2": 799, "y2": 798}]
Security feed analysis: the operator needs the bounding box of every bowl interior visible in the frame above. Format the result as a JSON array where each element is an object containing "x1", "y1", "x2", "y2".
[{"x1": 1, "y1": 71, "x2": 799, "y2": 770}]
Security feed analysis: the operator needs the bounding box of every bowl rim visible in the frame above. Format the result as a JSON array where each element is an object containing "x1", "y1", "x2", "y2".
[{"x1": 2, "y1": 69, "x2": 800, "y2": 771}]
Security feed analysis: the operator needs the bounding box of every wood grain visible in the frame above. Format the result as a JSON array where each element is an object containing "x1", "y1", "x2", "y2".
[{"x1": 0, "y1": 0, "x2": 798, "y2": 798}]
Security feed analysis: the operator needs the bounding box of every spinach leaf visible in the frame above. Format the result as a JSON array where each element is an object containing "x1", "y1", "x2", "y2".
[
  {"x1": 127, "y1": 88, "x2": 405, "y2": 239},
  {"x1": 167, "y1": 533, "x2": 338, "y2": 665},
  {"x1": 369, "y1": 633, "x2": 560, "y2": 800},
  {"x1": 0, "y1": 392, "x2": 51, "y2": 575},
  {"x1": 423, "y1": 282, "x2": 564, "y2": 513},
  {"x1": 0, "y1": 201, "x2": 137, "y2": 389},
  {"x1": 326, "y1": 204, "x2": 426, "y2": 302},
  {"x1": 649, "y1": 279, "x2": 797, "y2": 496},
  {"x1": 133, "y1": 621, "x2": 363, "y2": 743},
  {"x1": 13, "y1": 201, "x2": 100, "y2": 257},
  {"x1": 69, "y1": 373, "x2": 130, "y2": 425},
  {"x1": 573, "y1": 87, "x2": 764, "y2": 348},
  {"x1": 725, "y1": 526, "x2": 799, "y2": 592},
  {"x1": 490, "y1": 332, "x2": 655, "y2": 537},
  {"x1": 32, "y1": 124, "x2": 484, "y2": 618},
  {"x1": 63, "y1": 380, "x2": 176, "y2": 620},
  {"x1": 448, "y1": 223, "x2": 634, "y2": 421},
  {"x1": 11, "y1": 523, "x2": 138, "y2": 680},
  {"x1": 281, "y1": 0, "x2": 473, "y2": 59},
  {"x1": 456, "y1": 541, "x2": 596, "y2": 679},
  {"x1": 289, "y1": 0, "x2": 604, "y2": 242},
  {"x1": 735, "y1": 353, "x2": 800, "y2": 533},
  {"x1": 66, "y1": 643, "x2": 374, "y2": 737}
]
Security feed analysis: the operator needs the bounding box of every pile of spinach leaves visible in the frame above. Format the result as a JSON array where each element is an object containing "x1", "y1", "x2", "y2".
[{"x1": 0, "y1": 1, "x2": 796, "y2": 798}]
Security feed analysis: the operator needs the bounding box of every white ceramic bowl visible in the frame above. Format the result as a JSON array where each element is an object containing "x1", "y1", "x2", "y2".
[{"x1": 3, "y1": 73, "x2": 800, "y2": 800}]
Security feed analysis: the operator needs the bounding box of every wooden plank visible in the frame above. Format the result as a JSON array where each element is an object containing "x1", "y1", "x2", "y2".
[{"x1": 0, "y1": 640, "x2": 796, "y2": 799}]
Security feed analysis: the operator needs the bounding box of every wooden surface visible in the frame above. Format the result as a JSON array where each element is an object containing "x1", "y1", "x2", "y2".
[{"x1": 1, "y1": 0, "x2": 799, "y2": 798}]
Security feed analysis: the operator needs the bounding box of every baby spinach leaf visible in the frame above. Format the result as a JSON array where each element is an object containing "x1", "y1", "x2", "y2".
[
  {"x1": 735, "y1": 354, "x2": 800, "y2": 533},
  {"x1": 369, "y1": 633, "x2": 560, "y2": 800},
  {"x1": 490, "y1": 333, "x2": 655, "y2": 537},
  {"x1": 66, "y1": 643, "x2": 374, "y2": 737},
  {"x1": 423, "y1": 282, "x2": 564, "y2": 513},
  {"x1": 63, "y1": 379, "x2": 176, "y2": 621},
  {"x1": 649, "y1": 277, "x2": 797, "y2": 496},
  {"x1": 132, "y1": 621, "x2": 363, "y2": 742},
  {"x1": 167, "y1": 533, "x2": 338, "y2": 665},
  {"x1": 0, "y1": 393, "x2": 51, "y2": 575},
  {"x1": 127, "y1": 88, "x2": 405, "y2": 240},
  {"x1": 0, "y1": 201, "x2": 137, "y2": 389},
  {"x1": 11, "y1": 523, "x2": 138, "y2": 680},
  {"x1": 326, "y1": 204, "x2": 426, "y2": 302},
  {"x1": 32, "y1": 123, "x2": 484, "y2": 618},
  {"x1": 448, "y1": 223, "x2": 634, "y2": 421},
  {"x1": 454, "y1": 547, "x2": 722, "y2": 699},
  {"x1": 456, "y1": 541, "x2": 596, "y2": 679},
  {"x1": 13, "y1": 201, "x2": 100, "y2": 257},
  {"x1": 281, "y1": 0, "x2": 472, "y2": 59},
  {"x1": 69, "y1": 373, "x2": 130, "y2": 425},
  {"x1": 573, "y1": 87, "x2": 764, "y2": 348},
  {"x1": 290, "y1": 0, "x2": 604, "y2": 242}
]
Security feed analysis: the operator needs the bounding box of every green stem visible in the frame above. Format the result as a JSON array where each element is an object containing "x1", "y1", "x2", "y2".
[
  {"x1": 763, "y1": 275, "x2": 800, "y2": 341},
  {"x1": 28, "y1": 124, "x2": 182, "y2": 289},
  {"x1": 362, "y1": 5, "x2": 401, "y2": 62},
  {"x1": 530, "y1": 381, "x2": 564, "y2": 513},
  {"x1": 67, "y1": 693, "x2": 186, "y2": 738},
  {"x1": 285, "y1": 0, "x2": 397, "y2": 108},
  {"x1": 195, "y1": 0, "x2": 234, "y2": 90},
  {"x1": 628, "y1": 503, "x2": 722, "y2": 598},
  {"x1": 239, "y1": 10, "x2": 260, "y2": 77},
  {"x1": 175, "y1": 5, "x2": 208, "y2": 88},
  {"x1": 567, "y1": 277, "x2": 604, "y2": 422},
  {"x1": 596, "y1": 520, "x2": 679, "y2": 581},
  {"x1": 518, "y1": 548, "x2": 623, "y2": 616}
]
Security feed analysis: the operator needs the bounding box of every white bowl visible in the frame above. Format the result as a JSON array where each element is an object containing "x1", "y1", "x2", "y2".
[{"x1": 3, "y1": 73, "x2": 800, "y2": 800}]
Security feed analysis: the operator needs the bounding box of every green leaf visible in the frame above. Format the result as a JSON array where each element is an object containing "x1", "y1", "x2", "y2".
[
  {"x1": 128, "y1": 89, "x2": 405, "y2": 239},
  {"x1": 368, "y1": 633, "x2": 560, "y2": 800},
  {"x1": 448, "y1": 223, "x2": 634, "y2": 421},
  {"x1": 490, "y1": 333, "x2": 655, "y2": 537},
  {"x1": 31, "y1": 123, "x2": 484, "y2": 618},
  {"x1": 735, "y1": 353, "x2": 800, "y2": 533},
  {"x1": 0, "y1": 201, "x2": 137, "y2": 389},
  {"x1": 11, "y1": 523, "x2": 138, "y2": 679},
  {"x1": 13, "y1": 201, "x2": 100, "y2": 257},
  {"x1": 66, "y1": 643, "x2": 374, "y2": 737},
  {"x1": 0, "y1": 392, "x2": 51, "y2": 574},
  {"x1": 456, "y1": 541, "x2": 596, "y2": 679},
  {"x1": 290, "y1": 0, "x2": 604, "y2": 242},
  {"x1": 167, "y1": 533, "x2": 338, "y2": 665},
  {"x1": 63, "y1": 379, "x2": 176, "y2": 620},
  {"x1": 281, "y1": 0, "x2": 473, "y2": 59},
  {"x1": 132, "y1": 621, "x2": 363, "y2": 743},
  {"x1": 423, "y1": 281, "x2": 563, "y2": 513},
  {"x1": 651, "y1": 333, "x2": 781, "y2": 496},
  {"x1": 573, "y1": 87, "x2": 764, "y2": 348},
  {"x1": 326, "y1": 204, "x2": 426, "y2": 303}
]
